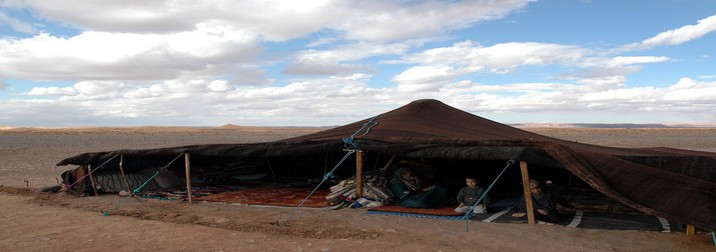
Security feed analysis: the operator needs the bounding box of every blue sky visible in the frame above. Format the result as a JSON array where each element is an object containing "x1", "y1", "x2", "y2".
[{"x1": 1, "y1": 0, "x2": 715, "y2": 127}]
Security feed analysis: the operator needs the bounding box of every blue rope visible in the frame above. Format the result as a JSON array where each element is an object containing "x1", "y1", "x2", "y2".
[
  {"x1": 343, "y1": 115, "x2": 378, "y2": 149},
  {"x1": 102, "y1": 153, "x2": 183, "y2": 216},
  {"x1": 102, "y1": 170, "x2": 161, "y2": 216},
  {"x1": 284, "y1": 115, "x2": 379, "y2": 223},
  {"x1": 284, "y1": 150, "x2": 356, "y2": 222},
  {"x1": 463, "y1": 160, "x2": 515, "y2": 231},
  {"x1": 712, "y1": 231, "x2": 715, "y2": 248}
]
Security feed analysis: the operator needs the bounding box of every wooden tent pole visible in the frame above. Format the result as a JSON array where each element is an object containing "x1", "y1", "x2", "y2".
[
  {"x1": 85, "y1": 164, "x2": 99, "y2": 196},
  {"x1": 381, "y1": 155, "x2": 397, "y2": 172},
  {"x1": 324, "y1": 153, "x2": 329, "y2": 176},
  {"x1": 356, "y1": 151, "x2": 364, "y2": 198},
  {"x1": 184, "y1": 153, "x2": 193, "y2": 204},
  {"x1": 118, "y1": 154, "x2": 133, "y2": 193},
  {"x1": 685, "y1": 224, "x2": 695, "y2": 235},
  {"x1": 520, "y1": 161, "x2": 536, "y2": 225},
  {"x1": 265, "y1": 157, "x2": 277, "y2": 179}
]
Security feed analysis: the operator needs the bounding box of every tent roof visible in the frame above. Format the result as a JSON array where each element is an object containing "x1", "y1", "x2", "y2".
[{"x1": 57, "y1": 99, "x2": 716, "y2": 229}]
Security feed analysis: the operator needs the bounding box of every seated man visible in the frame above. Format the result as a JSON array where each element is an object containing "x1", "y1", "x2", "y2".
[
  {"x1": 389, "y1": 167, "x2": 449, "y2": 208},
  {"x1": 512, "y1": 179, "x2": 573, "y2": 223}
]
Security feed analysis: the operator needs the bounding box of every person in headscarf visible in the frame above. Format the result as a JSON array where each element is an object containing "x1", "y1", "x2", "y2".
[{"x1": 389, "y1": 167, "x2": 449, "y2": 208}]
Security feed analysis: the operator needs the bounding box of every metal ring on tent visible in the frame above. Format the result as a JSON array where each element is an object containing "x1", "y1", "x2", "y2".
[{"x1": 343, "y1": 115, "x2": 379, "y2": 149}]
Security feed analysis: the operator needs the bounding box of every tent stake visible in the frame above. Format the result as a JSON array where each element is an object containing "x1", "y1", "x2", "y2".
[
  {"x1": 86, "y1": 164, "x2": 99, "y2": 196},
  {"x1": 356, "y1": 151, "x2": 364, "y2": 198},
  {"x1": 185, "y1": 153, "x2": 192, "y2": 204},
  {"x1": 118, "y1": 154, "x2": 133, "y2": 193},
  {"x1": 519, "y1": 161, "x2": 536, "y2": 225}
]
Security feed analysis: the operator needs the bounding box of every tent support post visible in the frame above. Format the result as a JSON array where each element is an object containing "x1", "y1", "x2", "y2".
[
  {"x1": 520, "y1": 161, "x2": 536, "y2": 225},
  {"x1": 185, "y1": 153, "x2": 192, "y2": 204},
  {"x1": 356, "y1": 151, "x2": 364, "y2": 198},
  {"x1": 686, "y1": 224, "x2": 695, "y2": 235},
  {"x1": 381, "y1": 155, "x2": 397, "y2": 172},
  {"x1": 118, "y1": 154, "x2": 132, "y2": 193},
  {"x1": 265, "y1": 157, "x2": 277, "y2": 179},
  {"x1": 86, "y1": 164, "x2": 99, "y2": 196},
  {"x1": 324, "y1": 153, "x2": 329, "y2": 176},
  {"x1": 373, "y1": 153, "x2": 381, "y2": 170}
]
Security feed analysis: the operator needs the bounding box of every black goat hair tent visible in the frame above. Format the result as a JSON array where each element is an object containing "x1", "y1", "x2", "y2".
[{"x1": 57, "y1": 99, "x2": 716, "y2": 229}]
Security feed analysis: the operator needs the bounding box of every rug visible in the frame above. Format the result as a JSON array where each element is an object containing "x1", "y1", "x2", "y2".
[
  {"x1": 195, "y1": 186, "x2": 335, "y2": 208},
  {"x1": 139, "y1": 185, "x2": 241, "y2": 201},
  {"x1": 368, "y1": 204, "x2": 464, "y2": 216}
]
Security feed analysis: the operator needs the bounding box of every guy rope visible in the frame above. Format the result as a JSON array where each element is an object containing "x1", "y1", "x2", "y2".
[
  {"x1": 57, "y1": 154, "x2": 119, "y2": 195},
  {"x1": 283, "y1": 116, "x2": 379, "y2": 223},
  {"x1": 102, "y1": 153, "x2": 184, "y2": 216}
]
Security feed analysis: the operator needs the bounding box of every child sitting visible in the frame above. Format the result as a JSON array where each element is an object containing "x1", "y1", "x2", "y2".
[{"x1": 454, "y1": 176, "x2": 489, "y2": 214}]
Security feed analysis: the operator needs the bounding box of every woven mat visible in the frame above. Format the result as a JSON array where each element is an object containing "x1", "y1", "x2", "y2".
[{"x1": 366, "y1": 197, "x2": 668, "y2": 232}]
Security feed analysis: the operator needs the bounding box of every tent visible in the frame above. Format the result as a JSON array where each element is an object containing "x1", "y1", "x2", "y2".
[{"x1": 56, "y1": 99, "x2": 716, "y2": 229}]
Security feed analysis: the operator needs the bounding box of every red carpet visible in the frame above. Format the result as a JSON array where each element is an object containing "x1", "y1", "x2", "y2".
[
  {"x1": 368, "y1": 204, "x2": 462, "y2": 216},
  {"x1": 196, "y1": 187, "x2": 332, "y2": 208}
]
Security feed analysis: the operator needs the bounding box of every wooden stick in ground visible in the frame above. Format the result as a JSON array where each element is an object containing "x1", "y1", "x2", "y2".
[
  {"x1": 86, "y1": 164, "x2": 99, "y2": 196},
  {"x1": 520, "y1": 161, "x2": 536, "y2": 225},
  {"x1": 118, "y1": 154, "x2": 133, "y2": 193},
  {"x1": 185, "y1": 153, "x2": 192, "y2": 203}
]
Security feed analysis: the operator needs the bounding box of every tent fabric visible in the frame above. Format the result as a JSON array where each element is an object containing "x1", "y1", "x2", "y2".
[{"x1": 56, "y1": 99, "x2": 716, "y2": 229}]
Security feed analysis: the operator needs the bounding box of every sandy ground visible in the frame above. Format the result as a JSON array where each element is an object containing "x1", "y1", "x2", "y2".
[{"x1": 1, "y1": 126, "x2": 715, "y2": 251}]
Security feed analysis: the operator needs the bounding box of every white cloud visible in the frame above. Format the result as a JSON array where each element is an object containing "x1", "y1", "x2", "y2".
[
  {"x1": 207, "y1": 80, "x2": 233, "y2": 92},
  {"x1": 607, "y1": 56, "x2": 670, "y2": 66},
  {"x1": 4, "y1": 75, "x2": 385, "y2": 126},
  {"x1": 5, "y1": 75, "x2": 716, "y2": 126},
  {"x1": 664, "y1": 78, "x2": 716, "y2": 101},
  {"x1": 1, "y1": 0, "x2": 533, "y2": 84},
  {"x1": 0, "y1": 31, "x2": 262, "y2": 81},
  {"x1": 404, "y1": 41, "x2": 585, "y2": 73},
  {"x1": 393, "y1": 41, "x2": 587, "y2": 89},
  {"x1": 15, "y1": 0, "x2": 532, "y2": 42},
  {"x1": 284, "y1": 43, "x2": 410, "y2": 75},
  {"x1": 621, "y1": 13, "x2": 716, "y2": 51},
  {"x1": 334, "y1": 0, "x2": 533, "y2": 42},
  {"x1": 392, "y1": 65, "x2": 466, "y2": 92},
  {"x1": 26, "y1": 86, "x2": 76, "y2": 95}
]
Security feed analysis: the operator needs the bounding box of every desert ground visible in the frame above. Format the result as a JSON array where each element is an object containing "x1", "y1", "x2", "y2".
[{"x1": 1, "y1": 126, "x2": 715, "y2": 251}]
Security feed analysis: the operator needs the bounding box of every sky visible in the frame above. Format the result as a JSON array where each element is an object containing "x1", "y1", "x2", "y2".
[{"x1": 1, "y1": 0, "x2": 715, "y2": 127}]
